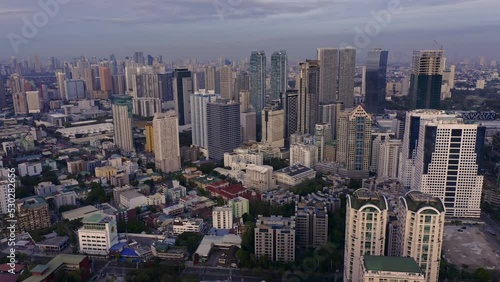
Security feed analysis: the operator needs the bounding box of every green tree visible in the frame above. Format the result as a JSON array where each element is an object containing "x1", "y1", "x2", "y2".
[{"x1": 474, "y1": 268, "x2": 493, "y2": 282}]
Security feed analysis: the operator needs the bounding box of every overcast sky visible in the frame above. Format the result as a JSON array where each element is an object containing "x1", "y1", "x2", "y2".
[{"x1": 0, "y1": 0, "x2": 499, "y2": 62}]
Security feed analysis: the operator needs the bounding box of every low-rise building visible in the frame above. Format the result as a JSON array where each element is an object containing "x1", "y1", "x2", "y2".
[
  {"x1": 274, "y1": 164, "x2": 316, "y2": 189},
  {"x1": 67, "y1": 160, "x2": 86, "y2": 174},
  {"x1": 163, "y1": 204, "x2": 185, "y2": 216},
  {"x1": 119, "y1": 190, "x2": 147, "y2": 209},
  {"x1": 35, "y1": 182, "x2": 58, "y2": 196},
  {"x1": 16, "y1": 196, "x2": 51, "y2": 232},
  {"x1": 61, "y1": 205, "x2": 99, "y2": 221},
  {"x1": 172, "y1": 218, "x2": 204, "y2": 234},
  {"x1": 23, "y1": 254, "x2": 91, "y2": 282},
  {"x1": 54, "y1": 191, "x2": 77, "y2": 208},
  {"x1": 244, "y1": 164, "x2": 275, "y2": 192},
  {"x1": 146, "y1": 193, "x2": 166, "y2": 206},
  {"x1": 37, "y1": 236, "x2": 70, "y2": 253},
  {"x1": 18, "y1": 162, "x2": 43, "y2": 177}
]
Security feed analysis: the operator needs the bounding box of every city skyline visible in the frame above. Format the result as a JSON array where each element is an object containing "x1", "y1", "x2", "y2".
[{"x1": 0, "y1": 0, "x2": 499, "y2": 60}]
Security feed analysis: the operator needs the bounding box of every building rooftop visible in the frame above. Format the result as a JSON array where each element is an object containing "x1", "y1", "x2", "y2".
[
  {"x1": 276, "y1": 164, "x2": 314, "y2": 177},
  {"x1": 17, "y1": 196, "x2": 47, "y2": 209},
  {"x1": 402, "y1": 191, "x2": 445, "y2": 213},
  {"x1": 120, "y1": 190, "x2": 145, "y2": 200},
  {"x1": 82, "y1": 213, "x2": 113, "y2": 224},
  {"x1": 349, "y1": 189, "x2": 387, "y2": 211},
  {"x1": 37, "y1": 236, "x2": 69, "y2": 247},
  {"x1": 61, "y1": 205, "x2": 99, "y2": 220},
  {"x1": 363, "y1": 255, "x2": 422, "y2": 274},
  {"x1": 24, "y1": 254, "x2": 88, "y2": 282}
]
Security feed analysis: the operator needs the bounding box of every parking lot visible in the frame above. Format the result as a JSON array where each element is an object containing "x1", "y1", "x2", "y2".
[{"x1": 442, "y1": 225, "x2": 500, "y2": 270}]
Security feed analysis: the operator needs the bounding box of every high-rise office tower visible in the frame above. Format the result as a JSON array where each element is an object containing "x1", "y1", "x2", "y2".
[
  {"x1": 337, "y1": 105, "x2": 372, "y2": 178},
  {"x1": 133, "y1": 51, "x2": 144, "y2": 65},
  {"x1": 191, "y1": 91, "x2": 220, "y2": 149},
  {"x1": 112, "y1": 74, "x2": 126, "y2": 95},
  {"x1": 319, "y1": 101, "x2": 343, "y2": 140},
  {"x1": 132, "y1": 73, "x2": 160, "y2": 99},
  {"x1": 378, "y1": 139, "x2": 402, "y2": 179},
  {"x1": 144, "y1": 122, "x2": 154, "y2": 153},
  {"x1": 214, "y1": 69, "x2": 221, "y2": 94},
  {"x1": 398, "y1": 192, "x2": 445, "y2": 282},
  {"x1": 344, "y1": 189, "x2": 388, "y2": 282},
  {"x1": 56, "y1": 71, "x2": 66, "y2": 100},
  {"x1": 315, "y1": 123, "x2": 332, "y2": 162},
  {"x1": 261, "y1": 106, "x2": 285, "y2": 148},
  {"x1": 298, "y1": 60, "x2": 320, "y2": 135},
  {"x1": 158, "y1": 73, "x2": 174, "y2": 102},
  {"x1": 219, "y1": 65, "x2": 234, "y2": 100},
  {"x1": 283, "y1": 90, "x2": 299, "y2": 146},
  {"x1": 132, "y1": 98, "x2": 161, "y2": 117},
  {"x1": 236, "y1": 71, "x2": 250, "y2": 98},
  {"x1": 26, "y1": 91, "x2": 41, "y2": 113},
  {"x1": 361, "y1": 66, "x2": 366, "y2": 96},
  {"x1": 205, "y1": 66, "x2": 216, "y2": 92},
  {"x1": 153, "y1": 111, "x2": 181, "y2": 173},
  {"x1": 240, "y1": 90, "x2": 257, "y2": 143},
  {"x1": 294, "y1": 202, "x2": 328, "y2": 248},
  {"x1": 412, "y1": 114, "x2": 485, "y2": 218},
  {"x1": 13, "y1": 92, "x2": 28, "y2": 115},
  {"x1": 173, "y1": 68, "x2": 193, "y2": 126},
  {"x1": 112, "y1": 95, "x2": 134, "y2": 153},
  {"x1": 249, "y1": 51, "x2": 266, "y2": 140},
  {"x1": 370, "y1": 132, "x2": 392, "y2": 173},
  {"x1": 83, "y1": 68, "x2": 95, "y2": 98},
  {"x1": 99, "y1": 66, "x2": 113, "y2": 92},
  {"x1": 338, "y1": 47, "x2": 356, "y2": 108},
  {"x1": 255, "y1": 215, "x2": 296, "y2": 262},
  {"x1": 64, "y1": 79, "x2": 86, "y2": 101},
  {"x1": 0, "y1": 79, "x2": 6, "y2": 108},
  {"x1": 270, "y1": 50, "x2": 288, "y2": 101},
  {"x1": 409, "y1": 50, "x2": 444, "y2": 110},
  {"x1": 317, "y1": 48, "x2": 339, "y2": 103},
  {"x1": 207, "y1": 99, "x2": 241, "y2": 162},
  {"x1": 365, "y1": 49, "x2": 389, "y2": 114}
]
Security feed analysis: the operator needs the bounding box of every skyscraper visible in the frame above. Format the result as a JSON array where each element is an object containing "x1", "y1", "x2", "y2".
[
  {"x1": 338, "y1": 47, "x2": 356, "y2": 108},
  {"x1": 249, "y1": 51, "x2": 266, "y2": 140},
  {"x1": 207, "y1": 99, "x2": 241, "y2": 162},
  {"x1": 158, "y1": 73, "x2": 173, "y2": 102},
  {"x1": 56, "y1": 71, "x2": 66, "y2": 100},
  {"x1": 319, "y1": 101, "x2": 343, "y2": 140},
  {"x1": 191, "y1": 91, "x2": 220, "y2": 149},
  {"x1": 283, "y1": 90, "x2": 299, "y2": 146},
  {"x1": 144, "y1": 122, "x2": 154, "y2": 153},
  {"x1": 133, "y1": 51, "x2": 144, "y2": 65},
  {"x1": 83, "y1": 68, "x2": 95, "y2": 98},
  {"x1": 153, "y1": 111, "x2": 181, "y2": 173},
  {"x1": 261, "y1": 106, "x2": 285, "y2": 148},
  {"x1": 64, "y1": 79, "x2": 86, "y2": 100},
  {"x1": 219, "y1": 65, "x2": 234, "y2": 100},
  {"x1": 112, "y1": 74, "x2": 126, "y2": 95},
  {"x1": 0, "y1": 79, "x2": 6, "y2": 108},
  {"x1": 344, "y1": 189, "x2": 388, "y2": 282},
  {"x1": 112, "y1": 95, "x2": 134, "y2": 153},
  {"x1": 317, "y1": 48, "x2": 339, "y2": 103},
  {"x1": 26, "y1": 91, "x2": 41, "y2": 113},
  {"x1": 99, "y1": 66, "x2": 113, "y2": 92},
  {"x1": 13, "y1": 92, "x2": 28, "y2": 115},
  {"x1": 205, "y1": 66, "x2": 216, "y2": 92},
  {"x1": 240, "y1": 90, "x2": 257, "y2": 143},
  {"x1": 173, "y1": 68, "x2": 193, "y2": 126},
  {"x1": 377, "y1": 139, "x2": 402, "y2": 179},
  {"x1": 411, "y1": 114, "x2": 485, "y2": 218},
  {"x1": 365, "y1": 49, "x2": 389, "y2": 114},
  {"x1": 409, "y1": 50, "x2": 444, "y2": 110},
  {"x1": 337, "y1": 105, "x2": 372, "y2": 178},
  {"x1": 270, "y1": 50, "x2": 288, "y2": 101},
  {"x1": 398, "y1": 191, "x2": 445, "y2": 282},
  {"x1": 298, "y1": 60, "x2": 320, "y2": 135}
]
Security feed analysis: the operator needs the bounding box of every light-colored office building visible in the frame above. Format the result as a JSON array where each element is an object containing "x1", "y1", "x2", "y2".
[
  {"x1": 26, "y1": 91, "x2": 42, "y2": 113},
  {"x1": 255, "y1": 215, "x2": 295, "y2": 262},
  {"x1": 78, "y1": 213, "x2": 118, "y2": 256},
  {"x1": 262, "y1": 106, "x2": 285, "y2": 148},
  {"x1": 274, "y1": 164, "x2": 316, "y2": 189},
  {"x1": 212, "y1": 205, "x2": 233, "y2": 229},
  {"x1": 219, "y1": 65, "x2": 234, "y2": 100},
  {"x1": 290, "y1": 143, "x2": 318, "y2": 168},
  {"x1": 378, "y1": 139, "x2": 402, "y2": 178},
  {"x1": 65, "y1": 79, "x2": 86, "y2": 101},
  {"x1": 398, "y1": 192, "x2": 445, "y2": 282},
  {"x1": 112, "y1": 95, "x2": 134, "y2": 153},
  {"x1": 244, "y1": 164, "x2": 275, "y2": 193},
  {"x1": 344, "y1": 189, "x2": 388, "y2": 282},
  {"x1": 119, "y1": 190, "x2": 147, "y2": 209},
  {"x1": 191, "y1": 91, "x2": 220, "y2": 150},
  {"x1": 153, "y1": 111, "x2": 181, "y2": 173},
  {"x1": 223, "y1": 149, "x2": 263, "y2": 171},
  {"x1": 172, "y1": 218, "x2": 204, "y2": 235}
]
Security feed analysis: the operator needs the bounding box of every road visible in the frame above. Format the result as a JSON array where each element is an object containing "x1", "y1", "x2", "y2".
[{"x1": 183, "y1": 266, "x2": 270, "y2": 282}]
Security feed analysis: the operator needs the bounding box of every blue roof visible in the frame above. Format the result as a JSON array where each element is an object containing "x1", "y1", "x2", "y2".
[
  {"x1": 110, "y1": 242, "x2": 127, "y2": 251},
  {"x1": 120, "y1": 248, "x2": 139, "y2": 257},
  {"x1": 207, "y1": 228, "x2": 231, "y2": 236},
  {"x1": 16, "y1": 154, "x2": 42, "y2": 162}
]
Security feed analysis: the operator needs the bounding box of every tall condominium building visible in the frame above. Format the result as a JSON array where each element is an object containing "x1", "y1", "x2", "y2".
[
  {"x1": 412, "y1": 115, "x2": 485, "y2": 218},
  {"x1": 298, "y1": 60, "x2": 320, "y2": 135},
  {"x1": 249, "y1": 51, "x2": 266, "y2": 140},
  {"x1": 0, "y1": 79, "x2": 6, "y2": 108},
  {"x1": 295, "y1": 202, "x2": 328, "y2": 248},
  {"x1": 270, "y1": 50, "x2": 288, "y2": 101},
  {"x1": 65, "y1": 79, "x2": 86, "y2": 101},
  {"x1": 173, "y1": 68, "x2": 193, "y2": 125},
  {"x1": 236, "y1": 71, "x2": 250, "y2": 100},
  {"x1": 378, "y1": 139, "x2": 402, "y2": 178},
  {"x1": 191, "y1": 91, "x2": 220, "y2": 149},
  {"x1": 26, "y1": 91, "x2": 42, "y2": 113},
  {"x1": 158, "y1": 73, "x2": 174, "y2": 102},
  {"x1": 315, "y1": 123, "x2": 332, "y2": 162},
  {"x1": 370, "y1": 132, "x2": 392, "y2": 174},
  {"x1": 56, "y1": 71, "x2": 66, "y2": 99},
  {"x1": 365, "y1": 49, "x2": 389, "y2": 114},
  {"x1": 212, "y1": 205, "x2": 233, "y2": 229},
  {"x1": 16, "y1": 196, "x2": 51, "y2": 232},
  {"x1": 244, "y1": 164, "x2": 275, "y2": 192},
  {"x1": 409, "y1": 50, "x2": 444, "y2": 109},
  {"x1": 219, "y1": 65, "x2": 234, "y2": 100},
  {"x1": 133, "y1": 51, "x2": 145, "y2": 65},
  {"x1": 255, "y1": 215, "x2": 295, "y2": 262},
  {"x1": 344, "y1": 189, "x2": 388, "y2": 282},
  {"x1": 399, "y1": 110, "x2": 456, "y2": 188},
  {"x1": 262, "y1": 106, "x2": 285, "y2": 148},
  {"x1": 83, "y1": 68, "x2": 95, "y2": 97},
  {"x1": 207, "y1": 99, "x2": 241, "y2": 162},
  {"x1": 227, "y1": 196, "x2": 250, "y2": 219},
  {"x1": 112, "y1": 74, "x2": 126, "y2": 95},
  {"x1": 78, "y1": 213, "x2": 118, "y2": 256},
  {"x1": 145, "y1": 122, "x2": 154, "y2": 152},
  {"x1": 283, "y1": 90, "x2": 299, "y2": 146},
  {"x1": 13, "y1": 92, "x2": 28, "y2": 115},
  {"x1": 337, "y1": 105, "x2": 372, "y2": 178},
  {"x1": 112, "y1": 95, "x2": 134, "y2": 153},
  {"x1": 99, "y1": 66, "x2": 113, "y2": 92},
  {"x1": 317, "y1": 48, "x2": 339, "y2": 103},
  {"x1": 398, "y1": 192, "x2": 445, "y2": 282},
  {"x1": 132, "y1": 73, "x2": 160, "y2": 99},
  {"x1": 290, "y1": 143, "x2": 318, "y2": 168},
  {"x1": 360, "y1": 256, "x2": 426, "y2": 282},
  {"x1": 153, "y1": 111, "x2": 181, "y2": 173},
  {"x1": 132, "y1": 97, "x2": 161, "y2": 117},
  {"x1": 205, "y1": 66, "x2": 216, "y2": 91},
  {"x1": 319, "y1": 101, "x2": 344, "y2": 140},
  {"x1": 339, "y1": 47, "x2": 356, "y2": 108}
]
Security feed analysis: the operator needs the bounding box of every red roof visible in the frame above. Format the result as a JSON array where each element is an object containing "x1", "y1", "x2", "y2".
[
  {"x1": 0, "y1": 264, "x2": 25, "y2": 273},
  {"x1": 209, "y1": 180, "x2": 229, "y2": 189},
  {"x1": 222, "y1": 185, "x2": 246, "y2": 196}
]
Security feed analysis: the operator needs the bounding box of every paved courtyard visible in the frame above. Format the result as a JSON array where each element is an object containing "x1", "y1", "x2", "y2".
[{"x1": 442, "y1": 225, "x2": 500, "y2": 270}]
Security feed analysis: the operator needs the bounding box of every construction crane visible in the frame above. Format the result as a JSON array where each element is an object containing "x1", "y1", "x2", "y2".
[{"x1": 433, "y1": 40, "x2": 444, "y2": 50}]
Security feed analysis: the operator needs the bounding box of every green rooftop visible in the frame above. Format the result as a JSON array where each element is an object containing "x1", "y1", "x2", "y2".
[
  {"x1": 402, "y1": 191, "x2": 445, "y2": 213},
  {"x1": 349, "y1": 189, "x2": 387, "y2": 211},
  {"x1": 363, "y1": 255, "x2": 422, "y2": 274}
]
